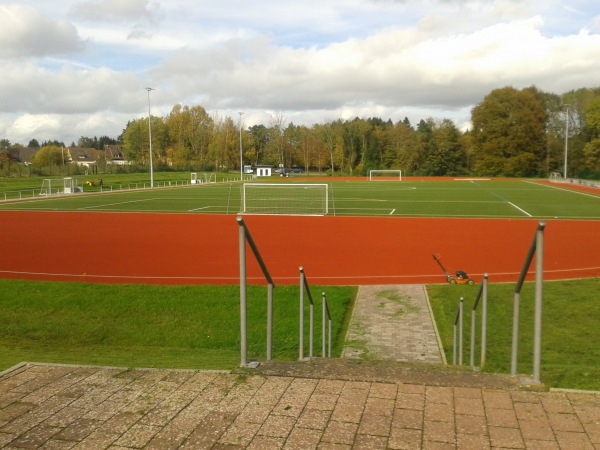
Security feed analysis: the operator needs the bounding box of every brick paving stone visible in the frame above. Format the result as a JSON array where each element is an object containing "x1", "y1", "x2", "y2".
[
  {"x1": 518, "y1": 418, "x2": 555, "y2": 441},
  {"x1": 388, "y1": 428, "x2": 422, "y2": 449},
  {"x1": 547, "y1": 412, "x2": 585, "y2": 432},
  {"x1": 455, "y1": 413, "x2": 487, "y2": 435},
  {"x1": 322, "y1": 420, "x2": 358, "y2": 445},
  {"x1": 482, "y1": 390, "x2": 513, "y2": 409},
  {"x1": 392, "y1": 408, "x2": 423, "y2": 430},
  {"x1": 283, "y1": 427, "x2": 321, "y2": 450},
  {"x1": 352, "y1": 433, "x2": 388, "y2": 449},
  {"x1": 456, "y1": 432, "x2": 491, "y2": 449},
  {"x1": 423, "y1": 419, "x2": 455, "y2": 444},
  {"x1": 554, "y1": 430, "x2": 595, "y2": 449},
  {"x1": 488, "y1": 425, "x2": 525, "y2": 448},
  {"x1": 296, "y1": 409, "x2": 331, "y2": 430},
  {"x1": 486, "y1": 406, "x2": 519, "y2": 428}
]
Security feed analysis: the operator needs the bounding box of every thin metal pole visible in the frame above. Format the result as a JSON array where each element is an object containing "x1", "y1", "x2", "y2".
[
  {"x1": 322, "y1": 292, "x2": 326, "y2": 357},
  {"x1": 511, "y1": 292, "x2": 520, "y2": 375},
  {"x1": 299, "y1": 268, "x2": 304, "y2": 361},
  {"x1": 239, "y1": 219, "x2": 247, "y2": 367},
  {"x1": 146, "y1": 87, "x2": 154, "y2": 188},
  {"x1": 564, "y1": 105, "x2": 569, "y2": 181},
  {"x1": 239, "y1": 112, "x2": 244, "y2": 180},
  {"x1": 481, "y1": 274, "x2": 488, "y2": 368},
  {"x1": 267, "y1": 283, "x2": 273, "y2": 361},
  {"x1": 533, "y1": 224, "x2": 545, "y2": 384},
  {"x1": 470, "y1": 303, "x2": 476, "y2": 368},
  {"x1": 459, "y1": 297, "x2": 464, "y2": 366}
]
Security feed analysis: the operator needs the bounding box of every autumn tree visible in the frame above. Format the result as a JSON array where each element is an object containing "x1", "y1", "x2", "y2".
[{"x1": 471, "y1": 87, "x2": 547, "y2": 176}]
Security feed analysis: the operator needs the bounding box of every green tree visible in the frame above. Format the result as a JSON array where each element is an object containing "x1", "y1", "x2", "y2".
[
  {"x1": 31, "y1": 145, "x2": 64, "y2": 174},
  {"x1": 471, "y1": 86, "x2": 547, "y2": 176}
]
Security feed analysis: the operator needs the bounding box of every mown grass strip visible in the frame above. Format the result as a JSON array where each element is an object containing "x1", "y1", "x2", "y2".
[
  {"x1": 428, "y1": 278, "x2": 600, "y2": 391},
  {"x1": 0, "y1": 280, "x2": 355, "y2": 371}
]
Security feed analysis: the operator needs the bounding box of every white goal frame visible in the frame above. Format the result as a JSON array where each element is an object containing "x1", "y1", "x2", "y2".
[
  {"x1": 242, "y1": 183, "x2": 329, "y2": 215},
  {"x1": 549, "y1": 172, "x2": 563, "y2": 183},
  {"x1": 369, "y1": 170, "x2": 402, "y2": 181}
]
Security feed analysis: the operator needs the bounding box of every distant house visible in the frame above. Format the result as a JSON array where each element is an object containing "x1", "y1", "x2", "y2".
[
  {"x1": 3, "y1": 147, "x2": 39, "y2": 165},
  {"x1": 66, "y1": 147, "x2": 99, "y2": 169},
  {"x1": 104, "y1": 144, "x2": 130, "y2": 166}
]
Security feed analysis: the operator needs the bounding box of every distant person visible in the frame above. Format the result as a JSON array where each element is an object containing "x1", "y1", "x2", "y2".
[{"x1": 98, "y1": 178, "x2": 103, "y2": 187}]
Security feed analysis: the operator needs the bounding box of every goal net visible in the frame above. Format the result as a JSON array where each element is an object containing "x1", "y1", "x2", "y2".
[
  {"x1": 40, "y1": 178, "x2": 80, "y2": 196},
  {"x1": 242, "y1": 183, "x2": 329, "y2": 215},
  {"x1": 369, "y1": 170, "x2": 402, "y2": 181}
]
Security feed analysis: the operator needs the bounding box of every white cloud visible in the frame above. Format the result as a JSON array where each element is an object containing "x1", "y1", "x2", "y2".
[
  {"x1": 0, "y1": 4, "x2": 83, "y2": 58},
  {"x1": 1, "y1": 0, "x2": 600, "y2": 145}
]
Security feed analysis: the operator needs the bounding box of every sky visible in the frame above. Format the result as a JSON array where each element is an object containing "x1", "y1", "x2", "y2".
[{"x1": 1, "y1": 0, "x2": 600, "y2": 146}]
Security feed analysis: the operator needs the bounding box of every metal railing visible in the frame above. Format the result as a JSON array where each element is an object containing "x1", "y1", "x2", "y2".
[
  {"x1": 299, "y1": 267, "x2": 315, "y2": 360},
  {"x1": 299, "y1": 267, "x2": 332, "y2": 360},
  {"x1": 321, "y1": 292, "x2": 332, "y2": 358},
  {"x1": 511, "y1": 221, "x2": 546, "y2": 383},
  {"x1": 237, "y1": 216, "x2": 275, "y2": 367},
  {"x1": 470, "y1": 274, "x2": 489, "y2": 369}
]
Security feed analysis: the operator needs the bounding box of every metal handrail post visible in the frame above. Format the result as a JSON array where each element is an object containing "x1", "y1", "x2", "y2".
[
  {"x1": 453, "y1": 297, "x2": 463, "y2": 365},
  {"x1": 459, "y1": 297, "x2": 464, "y2": 366},
  {"x1": 237, "y1": 216, "x2": 275, "y2": 366},
  {"x1": 481, "y1": 274, "x2": 488, "y2": 368},
  {"x1": 322, "y1": 292, "x2": 326, "y2": 357},
  {"x1": 470, "y1": 274, "x2": 488, "y2": 369},
  {"x1": 267, "y1": 282, "x2": 273, "y2": 361},
  {"x1": 511, "y1": 292, "x2": 520, "y2": 375},
  {"x1": 299, "y1": 269, "x2": 305, "y2": 361},
  {"x1": 533, "y1": 224, "x2": 545, "y2": 384},
  {"x1": 239, "y1": 219, "x2": 247, "y2": 367},
  {"x1": 510, "y1": 221, "x2": 545, "y2": 376}
]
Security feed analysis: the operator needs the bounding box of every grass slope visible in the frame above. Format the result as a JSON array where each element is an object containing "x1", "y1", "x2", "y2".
[
  {"x1": 428, "y1": 278, "x2": 600, "y2": 391},
  {"x1": 0, "y1": 280, "x2": 355, "y2": 371}
]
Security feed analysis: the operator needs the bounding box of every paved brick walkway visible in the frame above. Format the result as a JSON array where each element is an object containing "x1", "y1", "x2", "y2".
[
  {"x1": 1, "y1": 362, "x2": 600, "y2": 449},
  {"x1": 1, "y1": 285, "x2": 600, "y2": 449},
  {"x1": 343, "y1": 285, "x2": 444, "y2": 364}
]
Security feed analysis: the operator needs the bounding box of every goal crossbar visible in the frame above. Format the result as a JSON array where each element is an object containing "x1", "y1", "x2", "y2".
[
  {"x1": 242, "y1": 183, "x2": 329, "y2": 215},
  {"x1": 369, "y1": 170, "x2": 402, "y2": 181}
]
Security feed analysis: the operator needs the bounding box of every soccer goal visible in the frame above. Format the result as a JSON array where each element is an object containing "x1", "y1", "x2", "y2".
[
  {"x1": 369, "y1": 170, "x2": 402, "y2": 181},
  {"x1": 549, "y1": 172, "x2": 563, "y2": 183},
  {"x1": 242, "y1": 183, "x2": 329, "y2": 215},
  {"x1": 191, "y1": 172, "x2": 216, "y2": 184},
  {"x1": 40, "y1": 178, "x2": 79, "y2": 196}
]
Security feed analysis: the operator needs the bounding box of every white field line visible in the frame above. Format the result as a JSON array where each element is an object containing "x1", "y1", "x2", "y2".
[
  {"x1": 187, "y1": 206, "x2": 211, "y2": 212},
  {"x1": 526, "y1": 180, "x2": 600, "y2": 199},
  {"x1": 78, "y1": 198, "x2": 157, "y2": 210},
  {"x1": 507, "y1": 201, "x2": 532, "y2": 217},
  {"x1": 390, "y1": 209, "x2": 396, "y2": 215}
]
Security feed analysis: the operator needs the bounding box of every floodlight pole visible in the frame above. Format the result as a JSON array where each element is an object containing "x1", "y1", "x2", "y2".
[
  {"x1": 147, "y1": 87, "x2": 155, "y2": 188},
  {"x1": 239, "y1": 112, "x2": 244, "y2": 180},
  {"x1": 563, "y1": 104, "x2": 569, "y2": 182}
]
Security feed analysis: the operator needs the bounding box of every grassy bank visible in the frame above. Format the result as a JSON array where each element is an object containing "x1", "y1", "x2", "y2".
[
  {"x1": 428, "y1": 278, "x2": 600, "y2": 391},
  {"x1": 0, "y1": 280, "x2": 355, "y2": 371}
]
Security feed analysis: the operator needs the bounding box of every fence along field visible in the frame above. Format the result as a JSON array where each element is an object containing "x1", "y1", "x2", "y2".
[{"x1": 0, "y1": 178, "x2": 599, "y2": 220}]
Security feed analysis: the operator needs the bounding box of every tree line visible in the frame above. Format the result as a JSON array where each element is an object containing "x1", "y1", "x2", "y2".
[{"x1": 2, "y1": 85, "x2": 600, "y2": 179}]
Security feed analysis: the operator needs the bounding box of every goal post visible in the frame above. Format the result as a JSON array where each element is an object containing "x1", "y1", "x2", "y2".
[
  {"x1": 369, "y1": 170, "x2": 402, "y2": 181},
  {"x1": 242, "y1": 183, "x2": 329, "y2": 215}
]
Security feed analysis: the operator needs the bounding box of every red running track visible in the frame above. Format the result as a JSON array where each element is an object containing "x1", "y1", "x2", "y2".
[{"x1": 0, "y1": 211, "x2": 598, "y2": 286}]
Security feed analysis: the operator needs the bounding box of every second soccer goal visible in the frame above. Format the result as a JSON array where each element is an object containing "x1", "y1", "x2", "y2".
[
  {"x1": 242, "y1": 183, "x2": 329, "y2": 215},
  {"x1": 369, "y1": 170, "x2": 402, "y2": 181}
]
